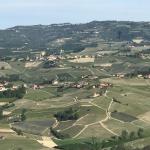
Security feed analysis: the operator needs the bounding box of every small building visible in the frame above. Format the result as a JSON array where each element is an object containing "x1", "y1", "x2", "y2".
[
  {"x1": 132, "y1": 37, "x2": 144, "y2": 44},
  {"x1": 23, "y1": 84, "x2": 28, "y2": 88},
  {"x1": 0, "y1": 136, "x2": 5, "y2": 140},
  {"x1": 8, "y1": 115, "x2": 22, "y2": 122},
  {"x1": 145, "y1": 74, "x2": 150, "y2": 79},
  {"x1": 0, "y1": 84, "x2": 7, "y2": 92},
  {"x1": 116, "y1": 73, "x2": 125, "y2": 78},
  {"x1": 12, "y1": 85, "x2": 18, "y2": 90},
  {"x1": 32, "y1": 84, "x2": 39, "y2": 90},
  {"x1": 0, "y1": 84, "x2": 4, "y2": 87},
  {"x1": 99, "y1": 82, "x2": 112, "y2": 89},
  {"x1": 41, "y1": 51, "x2": 46, "y2": 56},
  {"x1": 47, "y1": 55, "x2": 57, "y2": 61},
  {"x1": 52, "y1": 80, "x2": 59, "y2": 85},
  {"x1": 137, "y1": 74, "x2": 143, "y2": 78},
  {"x1": 92, "y1": 92, "x2": 100, "y2": 98}
]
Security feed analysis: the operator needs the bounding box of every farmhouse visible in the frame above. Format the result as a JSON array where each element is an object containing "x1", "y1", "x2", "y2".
[
  {"x1": 72, "y1": 81, "x2": 88, "y2": 89},
  {"x1": 92, "y1": 92, "x2": 100, "y2": 98},
  {"x1": 41, "y1": 51, "x2": 46, "y2": 56},
  {"x1": 116, "y1": 73, "x2": 125, "y2": 78},
  {"x1": 52, "y1": 79, "x2": 59, "y2": 86},
  {"x1": 32, "y1": 84, "x2": 44, "y2": 90},
  {"x1": 62, "y1": 82, "x2": 74, "y2": 87},
  {"x1": 0, "y1": 136, "x2": 5, "y2": 140},
  {"x1": 89, "y1": 76, "x2": 98, "y2": 80},
  {"x1": 0, "y1": 83, "x2": 4, "y2": 87},
  {"x1": 132, "y1": 37, "x2": 144, "y2": 44},
  {"x1": 47, "y1": 55, "x2": 57, "y2": 61},
  {"x1": 99, "y1": 82, "x2": 112, "y2": 88},
  {"x1": 0, "y1": 84, "x2": 7, "y2": 92},
  {"x1": 8, "y1": 115, "x2": 22, "y2": 122},
  {"x1": 81, "y1": 75, "x2": 90, "y2": 79},
  {"x1": 66, "y1": 55, "x2": 75, "y2": 59},
  {"x1": 32, "y1": 84, "x2": 39, "y2": 90},
  {"x1": 3, "y1": 111, "x2": 12, "y2": 116},
  {"x1": 145, "y1": 74, "x2": 150, "y2": 79},
  {"x1": 12, "y1": 85, "x2": 19, "y2": 90},
  {"x1": 137, "y1": 74, "x2": 143, "y2": 78}
]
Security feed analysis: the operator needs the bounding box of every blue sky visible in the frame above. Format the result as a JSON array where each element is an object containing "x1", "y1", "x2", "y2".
[{"x1": 0, "y1": 0, "x2": 149, "y2": 29}]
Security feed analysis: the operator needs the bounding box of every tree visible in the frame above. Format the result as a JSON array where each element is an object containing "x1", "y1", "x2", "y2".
[
  {"x1": 121, "y1": 130, "x2": 129, "y2": 141},
  {"x1": 84, "y1": 137, "x2": 103, "y2": 150},
  {"x1": 54, "y1": 107, "x2": 79, "y2": 121},
  {"x1": 137, "y1": 128, "x2": 144, "y2": 138},
  {"x1": 114, "y1": 144, "x2": 128, "y2": 150},
  {"x1": 0, "y1": 85, "x2": 26, "y2": 99},
  {"x1": 20, "y1": 109, "x2": 26, "y2": 121},
  {"x1": 129, "y1": 131, "x2": 136, "y2": 140},
  {"x1": 117, "y1": 31, "x2": 122, "y2": 40},
  {"x1": 143, "y1": 145, "x2": 150, "y2": 150},
  {"x1": 11, "y1": 127, "x2": 23, "y2": 135},
  {"x1": 1, "y1": 66, "x2": 5, "y2": 70},
  {"x1": 118, "y1": 144, "x2": 134, "y2": 150},
  {"x1": 110, "y1": 136, "x2": 118, "y2": 142},
  {"x1": 0, "y1": 107, "x2": 3, "y2": 119},
  {"x1": 17, "y1": 148, "x2": 23, "y2": 150}
]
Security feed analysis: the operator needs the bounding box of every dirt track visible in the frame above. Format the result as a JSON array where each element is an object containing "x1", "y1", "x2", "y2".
[
  {"x1": 0, "y1": 128, "x2": 15, "y2": 133},
  {"x1": 37, "y1": 136, "x2": 57, "y2": 148}
]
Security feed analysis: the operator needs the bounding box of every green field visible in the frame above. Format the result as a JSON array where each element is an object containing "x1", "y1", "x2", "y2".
[
  {"x1": 24, "y1": 89, "x2": 53, "y2": 101},
  {"x1": 0, "y1": 48, "x2": 150, "y2": 150},
  {"x1": 0, "y1": 135, "x2": 44, "y2": 150}
]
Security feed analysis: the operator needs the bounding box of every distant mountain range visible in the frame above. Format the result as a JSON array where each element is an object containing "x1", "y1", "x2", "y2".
[{"x1": 0, "y1": 21, "x2": 150, "y2": 55}]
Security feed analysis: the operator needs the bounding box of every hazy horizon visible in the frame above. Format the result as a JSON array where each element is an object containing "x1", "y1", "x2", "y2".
[
  {"x1": 2, "y1": 20, "x2": 150, "y2": 30},
  {"x1": 1, "y1": 0, "x2": 150, "y2": 29}
]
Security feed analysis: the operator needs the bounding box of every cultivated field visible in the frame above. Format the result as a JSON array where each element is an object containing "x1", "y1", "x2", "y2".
[
  {"x1": 25, "y1": 61, "x2": 42, "y2": 68},
  {"x1": 0, "y1": 51, "x2": 150, "y2": 150},
  {"x1": 68, "y1": 57, "x2": 95, "y2": 63}
]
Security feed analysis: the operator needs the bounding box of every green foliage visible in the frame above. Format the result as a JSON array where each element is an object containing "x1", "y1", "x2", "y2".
[
  {"x1": 120, "y1": 130, "x2": 129, "y2": 141},
  {"x1": 11, "y1": 127, "x2": 23, "y2": 136},
  {"x1": 0, "y1": 74, "x2": 20, "y2": 82},
  {"x1": 1, "y1": 21, "x2": 150, "y2": 56},
  {"x1": 43, "y1": 61, "x2": 57, "y2": 68},
  {"x1": 57, "y1": 73, "x2": 73, "y2": 81},
  {"x1": 84, "y1": 137, "x2": 103, "y2": 150},
  {"x1": 57, "y1": 128, "x2": 148, "y2": 150},
  {"x1": 0, "y1": 85, "x2": 26, "y2": 99},
  {"x1": 129, "y1": 131, "x2": 136, "y2": 140},
  {"x1": 20, "y1": 109, "x2": 27, "y2": 121},
  {"x1": 137, "y1": 128, "x2": 144, "y2": 138},
  {"x1": 54, "y1": 107, "x2": 79, "y2": 121},
  {"x1": 0, "y1": 107, "x2": 3, "y2": 119},
  {"x1": 2, "y1": 103, "x2": 15, "y2": 109}
]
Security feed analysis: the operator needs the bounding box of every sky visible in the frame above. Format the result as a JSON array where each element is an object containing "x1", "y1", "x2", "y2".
[{"x1": 0, "y1": 0, "x2": 149, "y2": 29}]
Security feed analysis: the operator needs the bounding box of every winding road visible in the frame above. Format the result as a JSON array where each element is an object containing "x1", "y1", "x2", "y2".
[{"x1": 72, "y1": 90, "x2": 118, "y2": 138}]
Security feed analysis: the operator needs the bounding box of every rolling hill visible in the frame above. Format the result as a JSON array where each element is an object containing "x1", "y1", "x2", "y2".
[{"x1": 0, "y1": 21, "x2": 150, "y2": 55}]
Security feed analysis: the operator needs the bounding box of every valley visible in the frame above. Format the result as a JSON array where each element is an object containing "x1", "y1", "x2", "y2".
[{"x1": 0, "y1": 22, "x2": 150, "y2": 150}]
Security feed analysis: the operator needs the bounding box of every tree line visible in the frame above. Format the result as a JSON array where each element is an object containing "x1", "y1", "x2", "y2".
[
  {"x1": 84, "y1": 129, "x2": 145, "y2": 150},
  {"x1": 54, "y1": 107, "x2": 79, "y2": 121},
  {"x1": 0, "y1": 86, "x2": 26, "y2": 99},
  {"x1": 57, "y1": 129, "x2": 146, "y2": 150}
]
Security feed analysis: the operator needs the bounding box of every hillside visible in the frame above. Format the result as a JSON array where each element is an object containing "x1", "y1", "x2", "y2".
[
  {"x1": 0, "y1": 21, "x2": 150, "y2": 150},
  {"x1": 0, "y1": 21, "x2": 150, "y2": 55}
]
